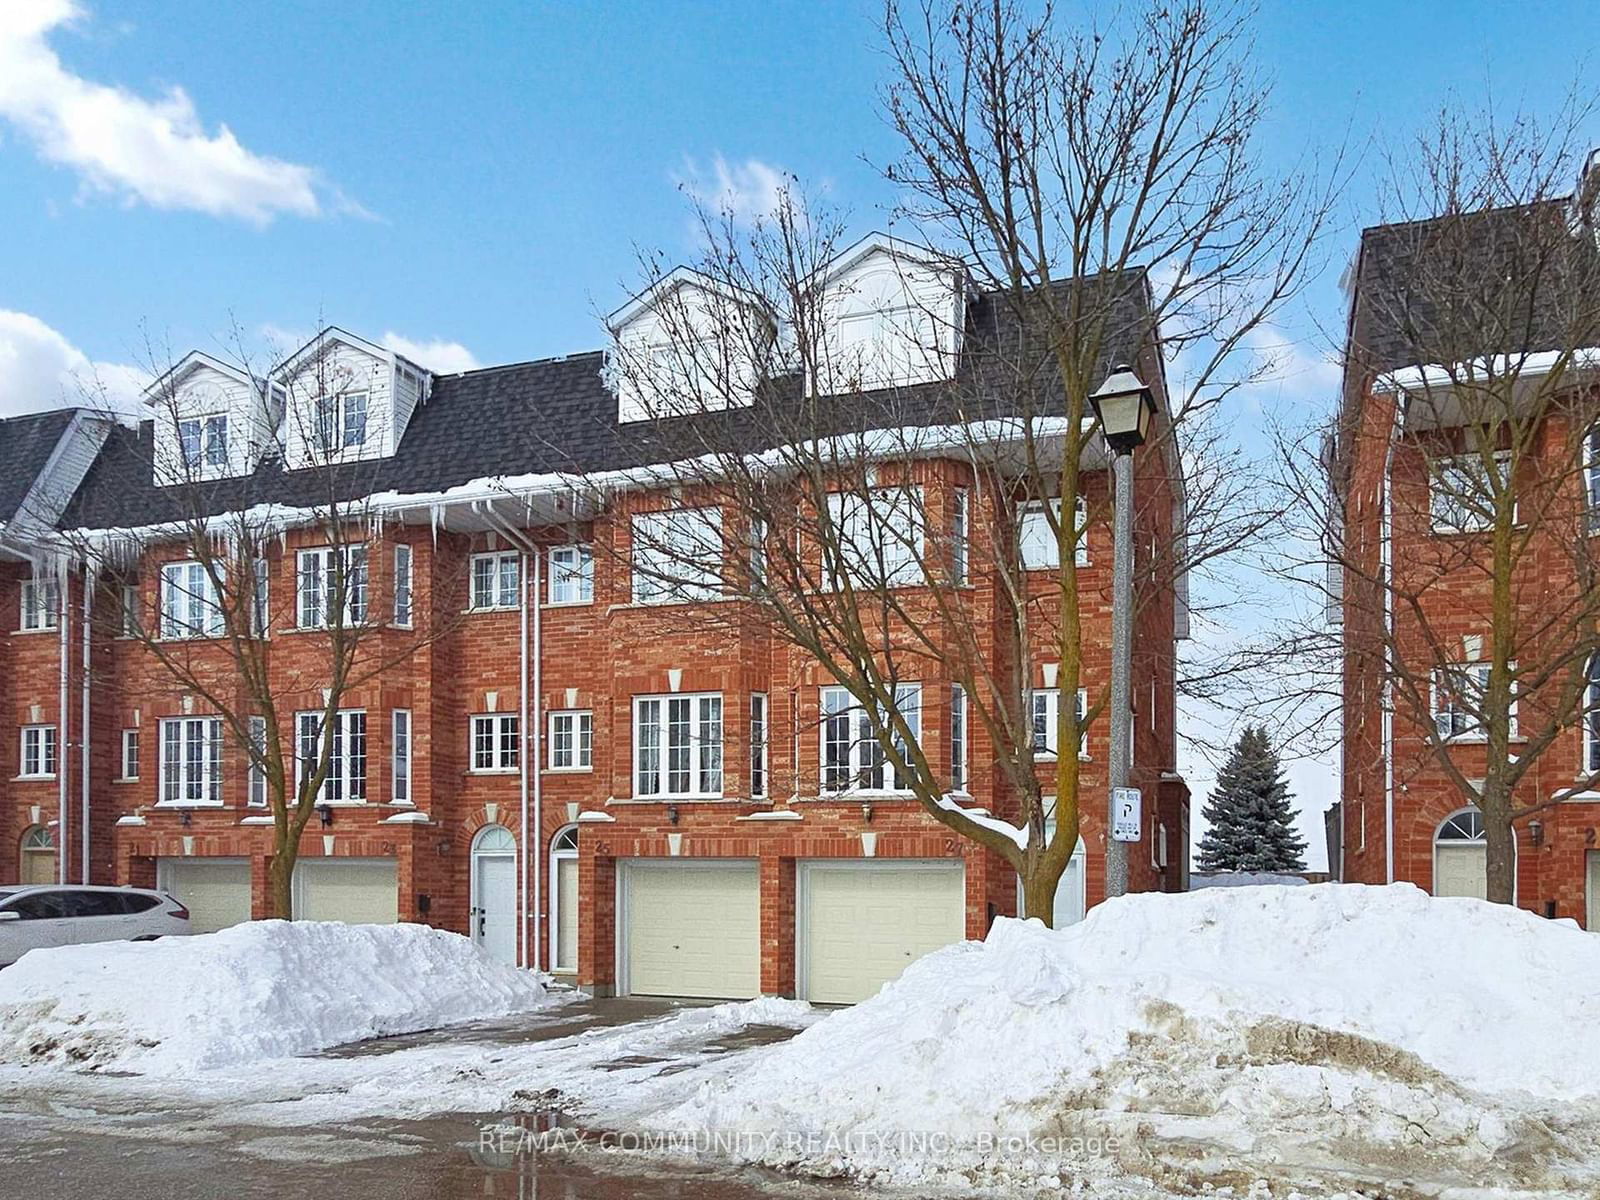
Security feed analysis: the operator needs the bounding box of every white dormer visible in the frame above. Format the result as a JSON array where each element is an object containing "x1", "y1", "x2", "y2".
[
  {"x1": 811, "y1": 233, "x2": 968, "y2": 395},
  {"x1": 608, "y1": 268, "x2": 775, "y2": 424},
  {"x1": 147, "y1": 351, "x2": 278, "y2": 485},
  {"x1": 275, "y1": 327, "x2": 430, "y2": 470}
]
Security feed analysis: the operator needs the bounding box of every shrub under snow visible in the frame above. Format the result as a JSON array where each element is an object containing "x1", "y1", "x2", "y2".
[{"x1": 0, "y1": 920, "x2": 556, "y2": 1074}]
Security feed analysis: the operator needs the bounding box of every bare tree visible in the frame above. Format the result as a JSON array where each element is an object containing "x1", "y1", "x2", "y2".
[
  {"x1": 1292, "y1": 94, "x2": 1600, "y2": 903},
  {"x1": 49, "y1": 329, "x2": 463, "y2": 918},
  {"x1": 549, "y1": 0, "x2": 1333, "y2": 922}
]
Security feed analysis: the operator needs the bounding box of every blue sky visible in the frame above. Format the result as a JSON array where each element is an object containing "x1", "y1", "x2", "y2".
[{"x1": 1, "y1": 0, "x2": 1594, "y2": 860}]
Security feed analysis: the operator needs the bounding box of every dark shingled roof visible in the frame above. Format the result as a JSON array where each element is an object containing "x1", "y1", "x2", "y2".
[
  {"x1": 0, "y1": 408, "x2": 75, "y2": 523},
  {"x1": 63, "y1": 273, "x2": 1155, "y2": 530}
]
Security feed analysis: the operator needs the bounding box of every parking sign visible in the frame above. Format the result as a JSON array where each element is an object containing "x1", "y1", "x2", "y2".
[{"x1": 1111, "y1": 787, "x2": 1141, "y2": 842}]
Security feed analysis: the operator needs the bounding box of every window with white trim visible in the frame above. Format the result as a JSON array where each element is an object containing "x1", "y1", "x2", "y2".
[
  {"x1": 547, "y1": 545, "x2": 593, "y2": 604},
  {"x1": 160, "y1": 562, "x2": 223, "y2": 638},
  {"x1": 120, "y1": 728, "x2": 140, "y2": 781},
  {"x1": 250, "y1": 557, "x2": 269, "y2": 636},
  {"x1": 825, "y1": 486, "x2": 924, "y2": 588},
  {"x1": 20, "y1": 724, "x2": 57, "y2": 779},
  {"x1": 748, "y1": 516, "x2": 767, "y2": 587},
  {"x1": 631, "y1": 507, "x2": 722, "y2": 604},
  {"x1": 247, "y1": 716, "x2": 267, "y2": 807},
  {"x1": 820, "y1": 683, "x2": 922, "y2": 793},
  {"x1": 471, "y1": 713, "x2": 520, "y2": 772},
  {"x1": 634, "y1": 693, "x2": 722, "y2": 798},
  {"x1": 952, "y1": 488, "x2": 969, "y2": 584},
  {"x1": 950, "y1": 684, "x2": 967, "y2": 791},
  {"x1": 20, "y1": 576, "x2": 59, "y2": 632},
  {"x1": 296, "y1": 546, "x2": 368, "y2": 628},
  {"x1": 1019, "y1": 497, "x2": 1090, "y2": 569},
  {"x1": 549, "y1": 710, "x2": 592, "y2": 770},
  {"x1": 312, "y1": 390, "x2": 369, "y2": 455},
  {"x1": 1429, "y1": 452, "x2": 1511, "y2": 533},
  {"x1": 392, "y1": 709, "x2": 412, "y2": 803},
  {"x1": 119, "y1": 584, "x2": 141, "y2": 637},
  {"x1": 295, "y1": 710, "x2": 367, "y2": 802},
  {"x1": 159, "y1": 717, "x2": 222, "y2": 804},
  {"x1": 1031, "y1": 688, "x2": 1088, "y2": 758},
  {"x1": 393, "y1": 544, "x2": 413, "y2": 626},
  {"x1": 471, "y1": 551, "x2": 520, "y2": 610},
  {"x1": 750, "y1": 693, "x2": 768, "y2": 798},
  {"x1": 178, "y1": 413, "x2": 228, "y2": 472},
  {"x1": 1587, "y1": 428, "x2": 1600, "y2": 523},
  {"x1": 1432, "y1": 662, "x2": 1517, "y2": 741}
]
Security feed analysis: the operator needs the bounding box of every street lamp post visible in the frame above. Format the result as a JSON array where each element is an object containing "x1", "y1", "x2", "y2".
[{"x1": 1088, "y1": 364, "x2": 1156, "y2": 900}]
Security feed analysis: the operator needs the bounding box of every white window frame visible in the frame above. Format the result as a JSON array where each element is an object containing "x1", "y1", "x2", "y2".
[
  {"x1": 953, "y1": 487, "x2": 969, "y2": 585},
  {"x1": 1019, "y1": 496, "x2": 1090, "y2": 570},
  {"x1": 118, "y1": 583, "x2": 140, "y2": 638},
  {"x1": 20, "y1": 576, "x2": 60, "y2": 632},
  {"x1": 296, "y1": 545, "x2": 369, "y2": 629},
  {"x1": 950, "y1": 684, "x2": 968, "y2": 792},
  {"x1": 548, "y1": 709, "x2": 593, "y2": 771},
  {"x1": 633, "y1": 692, "x2": 723, "y2": 799},
  {"x1": 158, "y1": 717, "x2": 223, "y2": 805},
  {"x1": 471, "y1": 713, "x2": 520, "y2": 773},
  {"x1": 1587, "y1": 427, "x2": 1600, "y2": 526},
  {"x1": 19, "y1": 724, "x2": 57, "y2": 779},
  {"x1": 631, "y1": 507, "x2": 722, "y2": 604},
  {"x1": 177, "y1": 412, "x2": 229, "y2": 473},
  {"x1": 547, "y1": 544, "x2": 594, "y2": 605},
  {"x1": 119, "y1": 728, "x2": 140, "y2": 782},
  {"x1": 1429, "y1": 451, "x2": 1513, "y2": 534},
  {"x1": 392, "y1": 709, "x2": 412, "y2": 804},
  {"x1": 312, "y1": 389, "x2": 369, "y2": 456},
  {"x1": 470, "y1": 551, "x2": 521, "y2": 611},
  {"x1": 295, "y1": 709, "x2": 368, "y2": 803},
  {"x1": 750, "y1": 692, "x2": 769, "y2": 799},
  {"x1": 1432, "y1": 662, "x2": 1518, "y2": 742},
  {"x1": 825, "y1": 486, "x2": 925, "y2": 589},
  {"x1": 1031, "y1": 687, "x2": 1089, "y2": 759},
  {"x1": 819, "y1": 683, "x2": 922, "y2": 794},
  {"x1": 160, "y1": 562, "x2": 223, "y2": 639},
  {"x1": 250, "y1": 557, "x2": 269, "y2": 637},
  {"x1": 247, "y1": 716, "x2": 267, "y2": 808},
  {"x1": 393, "y1": 544, "x2": 413, "y2": 627}
]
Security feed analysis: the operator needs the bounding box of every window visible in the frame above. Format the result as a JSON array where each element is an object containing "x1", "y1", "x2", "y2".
[
  {"x1": 247, "y1": 716, "x2": 267, "y2": 807},
  {"x1": 749, "y1": 516, "x2": 767, "y2": 586},
  {"x1": 159, "y1": 717, "x2": 223, "y2": 804},
  {"x1": 950, "y1": 684, "x2": 967, "y2": 791},
  {"x1": 178, "y1": 414, "x2": 228, "y2": 471},
  {"x1": 393, "y1": 544, "x2": 414, "y2": 626},
  {"x1": 548, "y1": 710, "x2": 593, "y2": 770},
  {"x1": 1429, "y1": 452, "x2": 1510, "y2": 533},
  {"x1": 119, "y1": 584, "x2": 140, "y2": 637},
  {"x1": 20, "y1": 725, "x2": 57, "y2": 779},
  {"x1": 296, "y1": 545, "x2": 368, "y2": 628},
  {"x1": 20, "y1": 576, "x2": 59, "y2": 632},
  {"x1": 1588, "y1": 428, "x2": 1600, "y2": 523},
  {"x1": 160, "y1": 562, "x2": 223, "y2": 638},
  {"x1": 953, "y1": 488, "x2": 969, "y2": 584},
  {"x1": 825, "y1": 486, "x2": 924, "y2": 588},
  {"x1": 120, "y1": 729, "x2": 140, "y2": 781},
  {"x1": 1019, "y1": 497, "x2": 1090, "y2": 569},
  {"x1": 471, "y1": 713, "x2": 520, "y2": 772},
  {"x1": 471, "y1": 551, "x2": 521, "y2": 610},
  {"x1": 1031, "y1": 688, "x2": 1088, "y2": 758},
  {"x1": 1432, "y1": 662, "x2": 1517, "y2": 741},
  {"x1": 750, "y1": 693, "x2": 768, "y2": 798},
  {"x1": 393, "y1": 709, "x2": 412, "y2": 803},
  {"x1": 820, "y1": 683, "x2": 921, "y2": 793},
  {"x1": 631, "y1": 507, "x2": 722, "y2": 604},
  {"x1": 295, "y1": 710, "x2": 368, "y2": 802},
  {"x1": 313, "y1": 390, "x2": 369, "y2": 454},
  {"x1": 547, "y1": 545, "x2": 593, "y2": 605},
  {"x1": 634, "y1": 693, "x2": 722, "y2": 798},
  {"x1": 251, "y1": 557, "x2": 269, "y2": 636}
]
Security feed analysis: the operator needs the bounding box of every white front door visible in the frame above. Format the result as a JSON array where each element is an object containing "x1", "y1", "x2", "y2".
[
  {"x1": 554, "y1": 856, "x2": 578, "y2": 973},
  {"x1": 1014, "y1": 832, "x2": 1087, "y2": 927},
  {"x1": 1434, "y1": 844, "x2": 1488, "y2": 900},
  {"x1": 474, "y1": 852, "x2": 518, "y2": 966}
]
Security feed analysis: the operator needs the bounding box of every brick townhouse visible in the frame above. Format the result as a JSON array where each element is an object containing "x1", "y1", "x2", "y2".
[
  {"x1": 1334, "y1": 159, "x2": 1600, "y2": 924},
  {"x1": 1, "y1": 234, "x2": 1189, "y2": 1001}
]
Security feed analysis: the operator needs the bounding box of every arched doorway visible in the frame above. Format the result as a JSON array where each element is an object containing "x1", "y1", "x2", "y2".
[
  {"x1": 549, "y1": 825, "x2": 578, "y2": 975},
  {"x1": 20, "y1": 826, "x2": 55, "y2": 886},
  {"x1": 470, "y1": 825, "x2": 518, "y2": 966},
  {"x1": 1434, "y1": 808, "x2": 1489, "y2": 900}
]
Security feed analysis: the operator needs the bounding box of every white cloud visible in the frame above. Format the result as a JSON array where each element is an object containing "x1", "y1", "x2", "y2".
[
  {"x1": 0, "y1": 309, "x2": 146, "y2": 417},
  {"x1": 0, "y1": 1, "x2": 335, "y2": 224},
  {"x1": 674, "y1": 154, "x2": 794, "y2": 226},
  {"x1": 381, "y1": 332, "x2": 481, "y2": 375}
]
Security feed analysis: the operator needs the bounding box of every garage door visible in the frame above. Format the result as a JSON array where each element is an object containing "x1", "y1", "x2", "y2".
[
  {"x1": 156, "y1": 858, "x2": 252, "y2": 934},
  {"x1": 800, "y1": 861, "x2": 966, "y2": 1005},
  {"x1": 293, "y1": 858, "x2": 398, "y2": 924},
  {"x1": 621, "y1": 860, "x2": 759, "y2": 999},
  {"x1": 1434, "y1": 844, "x2": 1487, "y2": 900},
  {"x1": 1588, "y1": 852, "x2": 1600, "y2": 931}
]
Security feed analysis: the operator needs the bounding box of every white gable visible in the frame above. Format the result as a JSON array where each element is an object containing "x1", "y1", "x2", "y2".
[
  {"x1": 146, "y1": 352, "x2": 276, "y2": 485},
  {"x1": 276, "y1": 328, "x2": 430, "y2": 469},
  {"x1": 812, "y1": 235, "x2": 967, "y2": 395}
]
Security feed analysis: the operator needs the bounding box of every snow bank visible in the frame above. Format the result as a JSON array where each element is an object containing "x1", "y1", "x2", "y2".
[
  {"x1": 654, "y1": 884, "x2": 1600, "y2": 1192},
  {"x1": 1189, "y1": 870, "x2": 1309, "y2": 888},
  {"x1": 0, "y1": 921, "x2": 558, "y2": 1075}
]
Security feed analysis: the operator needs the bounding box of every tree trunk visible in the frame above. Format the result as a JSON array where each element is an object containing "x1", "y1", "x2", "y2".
[
  {"x1": 267, "y1": 845, "x2": 297, "y2": 919},
  {"x1": 1483, "y1": 807, "x2": 1517, "y2": 906},
  {"x1": 1020, "y1": 865, "x2": 1060, "y2": 928}
]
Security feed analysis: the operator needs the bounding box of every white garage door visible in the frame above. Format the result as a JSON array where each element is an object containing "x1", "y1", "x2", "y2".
[
  {"x1": 1434, "y1": 844, "x2": 1487, "y2": 900},
  {"x1": 800, "y1": 861, "x2": 966, "y2": 1005},
  {"x1": 157, "y1": 858, "x2": 252, "y2": 934},
  {"x1": 293, "y1": 858, "x2": 398, "y2": 924},
  {"x1": 1588, "y1": 852, "x2": 1600, "y2": 932},
  {"x1": 621, "y1": 860, "x2": 759, "y2": 999}
]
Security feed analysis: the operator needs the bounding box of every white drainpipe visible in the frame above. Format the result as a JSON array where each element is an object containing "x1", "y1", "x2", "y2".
[
  {"x1": 528, "y1": 550, "x2": 542, "y2": 972},
  {"x1": 1382, "y1": 408, "x2": 1397, "y2": 884},
  {"x1": 56, "y1": 563, "x2": 68, "y2": 883},
  {"x1": 81, "y1": 564, "x2": 92, "y2": 883}
]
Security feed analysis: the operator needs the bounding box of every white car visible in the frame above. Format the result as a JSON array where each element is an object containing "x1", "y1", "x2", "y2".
[{"x1": 0, "y1": 885, "x2": 191, "y2": 967}]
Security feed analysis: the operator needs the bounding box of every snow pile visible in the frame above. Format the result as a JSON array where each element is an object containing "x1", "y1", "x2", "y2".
[
  {"x1": 0, "y1": 921, "x2": 559, "y2": 1074},
  {"x1": 1189, "y1": 870, "x2": 1309, "y2": 888},
  {"x1": 654, "y1": 884, "x2": 1600, "y2": 1193}
]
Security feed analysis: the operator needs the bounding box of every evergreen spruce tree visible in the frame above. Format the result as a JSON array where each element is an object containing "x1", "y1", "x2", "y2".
[{"x1": 1196, "y1": 726, "x2": 1307, "y2": 873}]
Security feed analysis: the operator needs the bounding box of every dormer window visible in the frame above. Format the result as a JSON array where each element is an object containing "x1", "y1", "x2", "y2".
[
  {"x1": 275, "y1": 328, "x2": 428, "y2": 469},
  {"x1": 314, "y1": 390, "x2": 369, "y2": 455},
  {"x1": 178, "y1": 414, "x2": 229, "y2": 471}
]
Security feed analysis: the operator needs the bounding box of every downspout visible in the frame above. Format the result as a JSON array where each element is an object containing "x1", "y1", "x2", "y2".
[
  {"x1": 1382, "y1": 408, "x2": 1397, "y2": 885},
  {"x1": 57, "y1": 562, "x2": 69, "y2": 883},
  {"x1": 81, "y1": 563, "x2": 92, "y2": 883},
  {"x1": 518, "y1": 547, "x2": 529, "y2": 968},
  {"x1": 529, "y1": 551, "x2": 543, "y2": 973}
]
